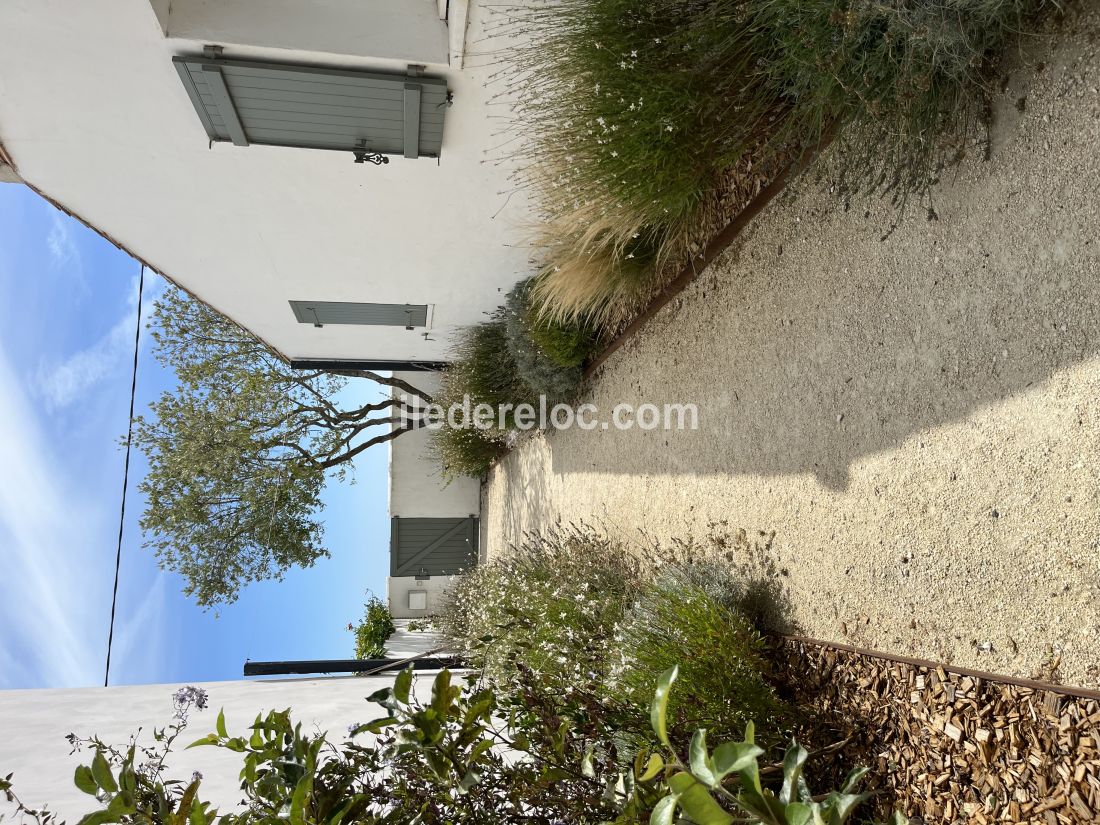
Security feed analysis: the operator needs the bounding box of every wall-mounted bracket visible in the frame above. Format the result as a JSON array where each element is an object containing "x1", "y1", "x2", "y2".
[{"x1": 353, "y1": 140, "x2": 389, "y2": 166}]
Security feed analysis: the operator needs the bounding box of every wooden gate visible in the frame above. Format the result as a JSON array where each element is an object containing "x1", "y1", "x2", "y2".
[{"x1": 389, "y1": 517, "x2": 478, "y2": 578}]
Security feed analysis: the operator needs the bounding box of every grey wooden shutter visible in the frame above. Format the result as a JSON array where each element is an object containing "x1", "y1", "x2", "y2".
[
  {"x1": 289, "y1": 301, "x2": 428, "y2": 327},
  {"x1": 173, "y1": 55, "x2": 447, "y2": 158},
  {"x1": 390, "y1": 517, "x2": 478, "y2": 578}
]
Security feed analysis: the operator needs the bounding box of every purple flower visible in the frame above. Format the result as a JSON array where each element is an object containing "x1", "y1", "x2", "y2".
[{"x1": 172, "y1": 686, "x2": 209, "y2": 720}]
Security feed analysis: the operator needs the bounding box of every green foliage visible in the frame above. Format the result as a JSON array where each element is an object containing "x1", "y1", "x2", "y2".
[
  {"x1": 440, "y1": 527, "x2": 787, "y2": 755},
  {"x1": 351, "y1": 595, "x2": 396, "y2": 659},
  {"x1": 503, "y1": 278, "x2": 597, "y2": 400},
  {"x1": 1, "y1": 670, "x2": 901, "y2": 825},
  {"x1": 439, "y1": 526, "x2": 646, "y2": 688},
  {"x1": 428, "y1": 282, "x2": 599, "y2": 478},
  {"x1": 428, "y1": 424, "x2": 507, "y2": 480},
  {"x1": 645, "y1": 667, "x2": 904, "y2": 825},
  {"x1": 524, "y1": 306, "x2": 600, "y2": 369},
  {"x1": 426, "y1": 358, "x2": 510, "y2": 480},
  {"x1": 507, "y1": 0, "x2": 777, "y2": 247},
  {"x1": 445, "y1": 315, "x2": 533, "y2": 414},
  {"x1": 134, "y1": 287, "x2": 429, "y2": 608},
  {"x1": 506, "y1": 0, "x2": 1048, "y2": 323},
  {"x1": 613, "y1": 573, "x2": 789, "y2": 747},
  {"x1": 751, "y1": 0, "x2": 1042, "y2": 203}
]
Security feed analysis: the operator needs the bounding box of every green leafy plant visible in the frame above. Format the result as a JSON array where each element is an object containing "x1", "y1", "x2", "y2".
[
  {"x1": 643, "y1": 666, "x2": 906, "y2": 825},
  {"x1": 524, "y1": 303, "x2": 600, "y2": 369},
  {"x1": 439, "y1": 526, "x2": 647, "y2": 688},
  {"x1": 426, "y1": 349, "x2": 512, "y2": 479},
  {"x1": 1, "y1": 668, "x2": 901, "y2": 825},
  {"x1": 428, "y1": 424, "x2": 507, "y2": 480},
  {"x1": 502, "y1": 278, "x2": 594, "y2": 402},
  {"x1": 351, "y1": 595, "x2": 396, "y2": 659},
  {"x1": 427, "y1": 285, "x2": 600, "y2": 477},
  {"x1": 440, "y1": 526, "x2": 791, "y2": 764},
  {"x1": 444, "y1": 314, "x2": 533, "y2": 416},
  {"x1": 613, "y1": 573, "x2": 789, "y2": 747}
]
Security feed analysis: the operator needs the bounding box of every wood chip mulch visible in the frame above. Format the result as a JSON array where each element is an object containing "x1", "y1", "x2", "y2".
[{"x1": 776, "y1": 639, "x2": 1100, "y2": 824}]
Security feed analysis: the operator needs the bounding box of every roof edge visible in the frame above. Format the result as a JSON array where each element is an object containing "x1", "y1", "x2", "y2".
[
  {"x1": 11, "y1": 162, "x2": 291, "y2": 361},
  {"x1": 0, "y1": 139, "x2": 21, "y2": 182},
  {"x1": 290, "y1": 359, "x2": 448, "y2": 372}
]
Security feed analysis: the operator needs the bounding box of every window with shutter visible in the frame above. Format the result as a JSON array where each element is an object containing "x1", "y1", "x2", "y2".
[
  {"x1": 289, "y1": 301, "x2": 429, "y2": 328},
  {"x1": 173, "y1": 55, "x2": 448, "y2": 159}
]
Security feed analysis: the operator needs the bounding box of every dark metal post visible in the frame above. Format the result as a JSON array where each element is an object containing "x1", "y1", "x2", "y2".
[{"x1": 243, "y1": 657, "x2": 463, "y2": 677}]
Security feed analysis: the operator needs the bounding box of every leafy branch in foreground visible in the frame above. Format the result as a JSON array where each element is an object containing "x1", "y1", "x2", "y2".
[
  {"x1": 644, "y1": 665, "x2": 905, "y2": 825},
  {"x1": 1, "y1": 667, "x2": 904, "y2": 825},
  {"x1": 134, "y1": 286, "x2": 432, "y2": 609}
]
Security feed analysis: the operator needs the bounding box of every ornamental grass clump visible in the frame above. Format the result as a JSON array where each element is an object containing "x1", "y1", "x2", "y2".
[
  {"x1": 427, "y1": 313, "x2": 524, "y2": 479},
  {"x1": 445, "y1": 313, "x2": 534, "y2": 417},
  {"x1": 429, "y1": 282, "x2": 601, "y2": 477},
  {"x1": 499, "y1": 0, "x2": 1048, "y2": 324},
  {"x1": 427, "y1": 363, "x2": 509, "y2": 480},
  {"x1": 504, "y1": 0, "x2": 783, "y2": 324},
  {"x1": 750, "y1": 0, "x2": 1044, "y2": 202}
]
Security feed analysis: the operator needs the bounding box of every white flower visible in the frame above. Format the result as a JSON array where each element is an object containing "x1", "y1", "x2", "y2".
[
  {"x1": 611, "y1": 151, "x2": 618, "y2": 157},
  {"x1": 630, "y1": 50, "x2": 638, "y2": 58},
  {"x1": 619, "y1": 60, "x2": 627, "y2": 69}
]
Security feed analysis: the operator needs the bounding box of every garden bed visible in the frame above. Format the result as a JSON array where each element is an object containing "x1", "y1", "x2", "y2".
[{"x1": 781, "y1": 638, "x2": 1100, "y2": 823}]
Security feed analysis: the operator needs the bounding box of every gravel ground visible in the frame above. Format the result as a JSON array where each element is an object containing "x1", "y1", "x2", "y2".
[{"x1": 483, "y1": 6, "x2": 1100, "y2": 688}]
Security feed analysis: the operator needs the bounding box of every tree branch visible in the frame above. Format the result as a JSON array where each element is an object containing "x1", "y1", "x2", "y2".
[
  {"x1": 326, "y1": 370, "x2": 435, "y2": 403},
  {"x1": 318, "y1": 424, "x2": 416, "y2": 470}
]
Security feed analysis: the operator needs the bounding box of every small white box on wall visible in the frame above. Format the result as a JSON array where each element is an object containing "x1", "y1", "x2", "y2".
[{"x1": 408, "y1": 590, "x2": 428, "y2": 611}]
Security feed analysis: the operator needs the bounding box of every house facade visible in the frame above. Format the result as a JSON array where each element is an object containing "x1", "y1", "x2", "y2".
[
  {"x1": 0, "y1": 0, "x2": 534, "y2": 369},
  {"x1": 387, "y1": 371, "x2": 481, "y2": 618}
]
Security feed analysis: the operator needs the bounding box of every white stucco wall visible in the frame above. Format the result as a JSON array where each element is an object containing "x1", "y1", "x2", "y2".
[
  {"x1": 387, "y1": 573, "x2": 461, "y2": 619},
  {"x1": 0, "y1": 670, "x2": 440, "y2": 821},
  {"x1": 0, "y1": 0, "x2": 533, "y2": 364},
  {"x1": 154, "y1": 0, "x2": 449, "y2": 65},
  {"x1": 386, "y1": 371, "x2": 480, "y2": 617},
  {"x1": 388, "y1": 372, "x2": 481, "y2": 519}
]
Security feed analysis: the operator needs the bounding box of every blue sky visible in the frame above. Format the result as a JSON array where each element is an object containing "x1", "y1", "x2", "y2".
[{"x1": 0, "y1": 184, "x2": 393, "y2": 690}]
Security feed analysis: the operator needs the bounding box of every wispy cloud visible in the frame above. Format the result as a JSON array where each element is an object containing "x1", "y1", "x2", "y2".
[
  {"x1": 46, "y1": 213, "x2": 80, "y2": 271},
  {"x1": 110, "y1": 572, "x2": 170, "y2": 683},
  {"x1": 0, "y1": 344, "x2": 106, "y2": 688},
  {"x1": 34, "y1": 276, "x2": 163, "y2": 410}
]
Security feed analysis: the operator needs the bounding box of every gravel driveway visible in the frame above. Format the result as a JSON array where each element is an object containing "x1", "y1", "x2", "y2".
[{"x1": 482, "y1": 8, "x2": 1100, "y2": 687}]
